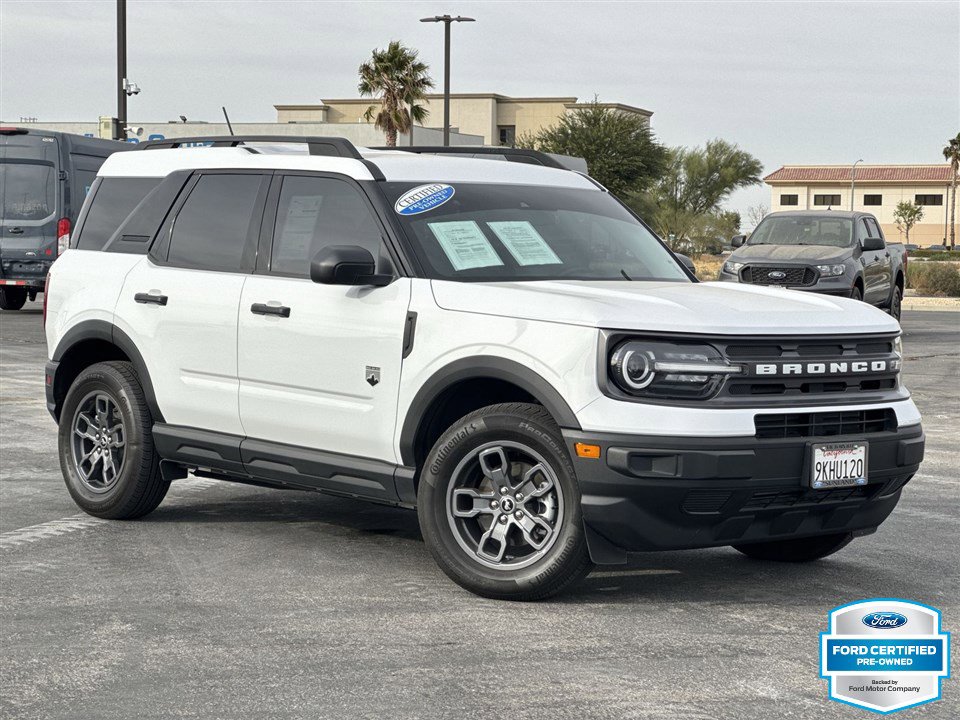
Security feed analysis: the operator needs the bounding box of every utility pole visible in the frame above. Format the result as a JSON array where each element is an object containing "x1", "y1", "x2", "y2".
[
  {"x1": 116, "y1": 0, "x2": 127, "y2": 140},
  {"x1": 420, "y1": 15, "x2": 475, "y2": 146}
]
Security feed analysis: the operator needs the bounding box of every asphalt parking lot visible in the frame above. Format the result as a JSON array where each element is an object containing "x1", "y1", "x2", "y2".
[{"x1": 1, "y1": 300, "x2": 957, "y2": 720}]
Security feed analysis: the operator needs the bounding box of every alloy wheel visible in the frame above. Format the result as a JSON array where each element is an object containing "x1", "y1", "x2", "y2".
[
  {"x1": 446, "y1": 441, "x2": 564, "y2": 570},
  {"x1": 71, "y1": 392, "x2": 126, "y2": 493}
]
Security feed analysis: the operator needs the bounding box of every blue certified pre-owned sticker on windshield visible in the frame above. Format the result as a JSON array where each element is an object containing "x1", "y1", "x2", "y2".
[
  {"x1": 394, "y1": 184, "x2": 455, "y2": 215},
  {"x1": 820, "y1": 599, "x2": 951, "y2": 714}
]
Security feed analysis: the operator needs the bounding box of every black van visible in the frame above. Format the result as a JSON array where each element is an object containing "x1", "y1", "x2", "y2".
[{"x1": 0, "y1": 128, "x2": 133, "y2": 310}]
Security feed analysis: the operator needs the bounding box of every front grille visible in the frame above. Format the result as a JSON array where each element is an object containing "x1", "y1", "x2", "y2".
[
  {"x1": 743, "y1": 265, "x2": 816, "y2": 286},
  {"x1": 741, "y1": 485, "x2": 878, "y2": 511},
  {"x1": 714, "y1": 334, "x2": 901, "y2": 405},
  {"x1": 754, "y1": 408, "x2": 897, "y2": 439}
]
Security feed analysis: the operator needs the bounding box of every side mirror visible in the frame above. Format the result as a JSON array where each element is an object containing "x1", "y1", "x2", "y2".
[
  {"x1": 731, "y1": 234, "x2": 747, "y2": 248},
  {"x1": 310, "y1": 245, "x2": 391, "y2": 286},
  {"x1": 675, "y1": 253, "x2": 697, "y2": 275},
  {"x1": 861, "y1": 237, "x2": 885, "y2": 252}
]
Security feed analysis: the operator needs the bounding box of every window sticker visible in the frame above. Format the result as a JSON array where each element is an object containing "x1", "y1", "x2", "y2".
[
  {"x1": 487, "y1": 221, "x2": 562, "y2": 266},
  {"x1": 275, "y1": 195, "x2": 322, "y2": 263},
  {"x1": 428, "y1": 221, "x2": 504, "y2": 271},
  {"x1": 395, "y1": 184, "x2": 455, "y2": 216}
]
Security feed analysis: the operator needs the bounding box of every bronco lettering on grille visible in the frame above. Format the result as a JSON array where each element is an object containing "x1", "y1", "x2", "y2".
[{"x1": 754, "y1": 360, "x2": 894, "y2": 376}]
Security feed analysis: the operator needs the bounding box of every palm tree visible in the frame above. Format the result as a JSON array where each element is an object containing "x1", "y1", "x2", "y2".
[
  {"x1": 358, "y1": 41, "x2": 433, "y2": 147},
  {"x1": 943, "y1": 132, "x2": 960, "y2": 249}
]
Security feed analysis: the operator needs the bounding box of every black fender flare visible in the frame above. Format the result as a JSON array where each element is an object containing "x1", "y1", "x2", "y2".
[
  {"x1": 51, "y1": 319, "x2": 164, "y2": 422},
  {"x1": 398, "y1": 355, "x2": 581, "y2": 466}
]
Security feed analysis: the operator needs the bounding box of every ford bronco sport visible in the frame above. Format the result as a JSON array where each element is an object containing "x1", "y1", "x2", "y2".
[{"x1": 44, "y1": 137, "x2": 925, "y2": 600}]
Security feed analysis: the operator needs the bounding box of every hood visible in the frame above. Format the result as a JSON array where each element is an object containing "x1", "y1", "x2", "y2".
[
  {"x1": 730, "y1": 243, "x2": 853, "y2": 264},
  {"x1": 430, "y1": 279, "x2": 900, "y2": 336}
]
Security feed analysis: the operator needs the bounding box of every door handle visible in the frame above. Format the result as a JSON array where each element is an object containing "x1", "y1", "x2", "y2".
[
  {"x1": 7, "y1": 227, "x2": 23, "y2": 235},
  {"x1": 251, "y1": 302, "x2": 291, "y2": 318},
  {"x1": 134, "y1": 292, "x2": 168, "y2": 306}
]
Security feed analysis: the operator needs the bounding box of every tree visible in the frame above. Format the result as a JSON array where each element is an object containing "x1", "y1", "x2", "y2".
[
  {"x1": 943, "y1": 132, "x2": 960, "y2": 249},
  {"x1": 637, "y1": 139, "x2": 763, "y2": 246},
  {"x1": 746, "y1": 203, "x2": 768, "y2": 230},
  {"x1": 518, "y1": 100, "x2": 668, "y2": 198},
  {"x1": 893, "y1": 201, "x2": 924, "y2": 242},
  {"x1": 358, "y1": 41, "x2": 433, "y2": 147}
]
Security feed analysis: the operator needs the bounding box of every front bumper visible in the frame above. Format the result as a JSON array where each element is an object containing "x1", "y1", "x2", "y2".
[{"x1": 564, "y1": 424, "x2": 924, "y2": 554}]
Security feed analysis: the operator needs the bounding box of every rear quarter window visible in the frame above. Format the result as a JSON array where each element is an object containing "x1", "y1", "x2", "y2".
[{"x1": 74, "y1": 178, "x2": 161, "y2": 250}]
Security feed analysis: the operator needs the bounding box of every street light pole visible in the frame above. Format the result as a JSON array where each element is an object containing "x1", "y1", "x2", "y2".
[
  {"x1": 420, "y1": 15, "x2": 475, "y2": 146},
  {"x1": 116, "y1": 0, "x2": 127, "y2": 140},
  {"x1": 850, "y1": 158, "x2": 863, "y2": 211}
]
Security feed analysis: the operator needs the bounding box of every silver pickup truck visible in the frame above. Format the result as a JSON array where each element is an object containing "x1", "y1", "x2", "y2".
[{"x1": 718, "y1": 210, "x2": 906, "y2": 320}]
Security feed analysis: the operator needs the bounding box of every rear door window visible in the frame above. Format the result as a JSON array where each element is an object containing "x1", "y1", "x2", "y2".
[
  {"x1": 0, "y1": 161, "x2": 57, "y2": 221},
  {"x1": 166, "y1": 174, "x2": 266, "y2": 273},
  {"x1": 74, "y1": 178, "x2": 161, "y2": 250}
]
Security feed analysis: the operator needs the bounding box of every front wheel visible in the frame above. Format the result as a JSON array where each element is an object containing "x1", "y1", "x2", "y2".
[
  {"x1": 417, "y1": 403, "x2": 592, "y2": 600},
  {"x1": 733, "y1": 532, "x2": 854, "y2": 562},
  {"x1": 0, "y1": 287, "x2": 27, "y2": 311},
  {"x1": 850, "y1": 285, "x2": 864, "y2": 302}
]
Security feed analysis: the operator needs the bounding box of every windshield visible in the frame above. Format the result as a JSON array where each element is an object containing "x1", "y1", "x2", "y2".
[
  {"x1": 749, "y1": 215, "x2": 853, "y2": 248},
  {"x1": 0, "y1": 161, "x2": 56, "y2": 221},
  {"x1": 384, "y1": 182, "x2": 689, "y2": 282}
]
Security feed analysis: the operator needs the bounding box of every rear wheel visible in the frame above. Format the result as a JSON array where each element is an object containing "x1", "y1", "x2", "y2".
[
  {"x1": 58, "y1": 361, "x2": 169, "y2": 519},
  {"x1": 733, "y1": 532, "x2": 854, "y2": 562},
  {"x1": 0, "y1": 287, "x2": 27, "y2": 311},
  {"x1": 418, "y1": 403, "x2": 592, "y2": 600},
  {"x1": 888, "y1": 286, "x2": 903, "y2": 321}
]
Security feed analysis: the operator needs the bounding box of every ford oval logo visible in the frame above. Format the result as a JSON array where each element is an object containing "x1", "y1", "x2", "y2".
[
  {"x1": 767, "y1": 270, "x2": 787, "y2": 280},
  {"x1": 861, "y1": 612, "x2": 908, "y2": 630}
]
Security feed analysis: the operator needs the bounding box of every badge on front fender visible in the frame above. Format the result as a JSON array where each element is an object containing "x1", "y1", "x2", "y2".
[{"x1": 820, "y1": 599, "x2": 951, "y2": 714}]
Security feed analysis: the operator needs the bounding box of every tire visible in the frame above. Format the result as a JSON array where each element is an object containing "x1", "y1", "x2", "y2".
[
  {"x1": 851, "y1": 285, "x2": 864, "y2": 302},
  {"x1": 888, "y1": 285, "x2": 903, "y2": 321},
  {"x1": 417, "y1": 402, "x2": 593, "y2": 600},
  {"x1": 733, "y1": 532, "x2": 854, "y2": 562},
  {"x1": 0, "y1": 287, "x2": 27, "y2": 311},
  {"x1": 58, "y1": 361, "x2": 169, "y2": 519}
]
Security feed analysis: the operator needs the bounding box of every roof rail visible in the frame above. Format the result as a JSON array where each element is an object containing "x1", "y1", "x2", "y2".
[
  {"x1": 374, "y1": 146, "x2": 588, "y2": 173},
  {"x1": 137, "y1": 135, "x2": 363, "y2": 159}
]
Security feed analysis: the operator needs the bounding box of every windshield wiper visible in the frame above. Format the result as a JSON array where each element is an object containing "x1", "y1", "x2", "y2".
[{"x1": 620, "y1": 269, "x2": 633, "y2": 281}]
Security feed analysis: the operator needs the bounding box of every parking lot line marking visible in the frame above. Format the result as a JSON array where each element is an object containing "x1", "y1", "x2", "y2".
[
  {"x1": 0, "y1": 478, "x2": 222, "y2": 551},
  {"x1": 590, "y1": 569, "x2": 682, "y2": 578},
  {"x1": 0, "y1": 514, "x2": 107, "y2": 550}
]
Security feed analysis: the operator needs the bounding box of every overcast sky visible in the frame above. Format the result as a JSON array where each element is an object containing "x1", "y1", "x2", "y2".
[{"x1": 2, "y1": 0, "x2": 957, "y2": 218}]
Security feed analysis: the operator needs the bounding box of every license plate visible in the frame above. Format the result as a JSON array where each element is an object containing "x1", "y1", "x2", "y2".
[{"x1": 810, "y1": 442, "x2": 868, "y2": 489}]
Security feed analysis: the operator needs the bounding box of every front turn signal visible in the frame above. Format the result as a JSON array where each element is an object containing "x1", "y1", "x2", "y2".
[{"x1": 575, "y1": 443, "x2": 601, "y2": 459}]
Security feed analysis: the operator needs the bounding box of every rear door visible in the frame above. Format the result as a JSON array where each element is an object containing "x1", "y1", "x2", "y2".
[
  {"x1": 237, "y1": 173, "x2": 411, "y2": 467},
  {"x1": 857, "y1": 216, "x2": 885, "y2": 303},
  {"x1": 0, "y1": 132, "x2": 60, "y2": 276},
  {"x1": 116, "y1": 171, "x2": 270, "y2": 436}
]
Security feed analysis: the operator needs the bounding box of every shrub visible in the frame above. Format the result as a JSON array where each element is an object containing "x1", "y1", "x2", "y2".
[
  {"x1": 691, "y1": 254, "x2": 725, "y2": 282},
  {"x1": 909, "y1": 250, "x2": 958, "y2": 261},
  {"x1": 907, "y1": 262, "x2": 960, "y2": 296}
]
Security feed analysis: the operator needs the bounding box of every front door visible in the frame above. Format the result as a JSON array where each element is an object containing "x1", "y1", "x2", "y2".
[
  {"x1": 237, "y1": 173, "x2": 411, "y2": 465},
  {"x1": 857, "y1": 216, "x2": 887, "y2": 303}
]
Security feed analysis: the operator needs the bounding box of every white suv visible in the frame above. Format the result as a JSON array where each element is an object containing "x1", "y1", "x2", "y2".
[{"x1": 44, "y1": 137, "x2": 925, "y2": 600}]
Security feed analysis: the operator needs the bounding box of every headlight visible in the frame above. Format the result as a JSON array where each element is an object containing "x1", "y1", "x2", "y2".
[
  {"x1": 609, "y1": 340, "x2": 743, "y2": 400},
  {"x1": 817, "y1": 264, "x2": 846, "y2": 276},
  {"x1": 723, "y1": 261, "x2": 744, "y2": 275}
]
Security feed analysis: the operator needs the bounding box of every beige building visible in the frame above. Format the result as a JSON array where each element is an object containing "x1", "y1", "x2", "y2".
[
  {"x1": 275, "y1": 94, "x2": 653, "y2": 146},
  {"x1": 765, "y1": 165, "x2": 956, "y2": 247}
]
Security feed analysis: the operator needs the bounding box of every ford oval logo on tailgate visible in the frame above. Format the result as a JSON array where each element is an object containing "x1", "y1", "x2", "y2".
[
  {"x1": 767, "y1": 270, "x2": 787, "y2": 280},
  {"x1": 862, "y1": 612, "x2": 908, "y2": 629}
]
